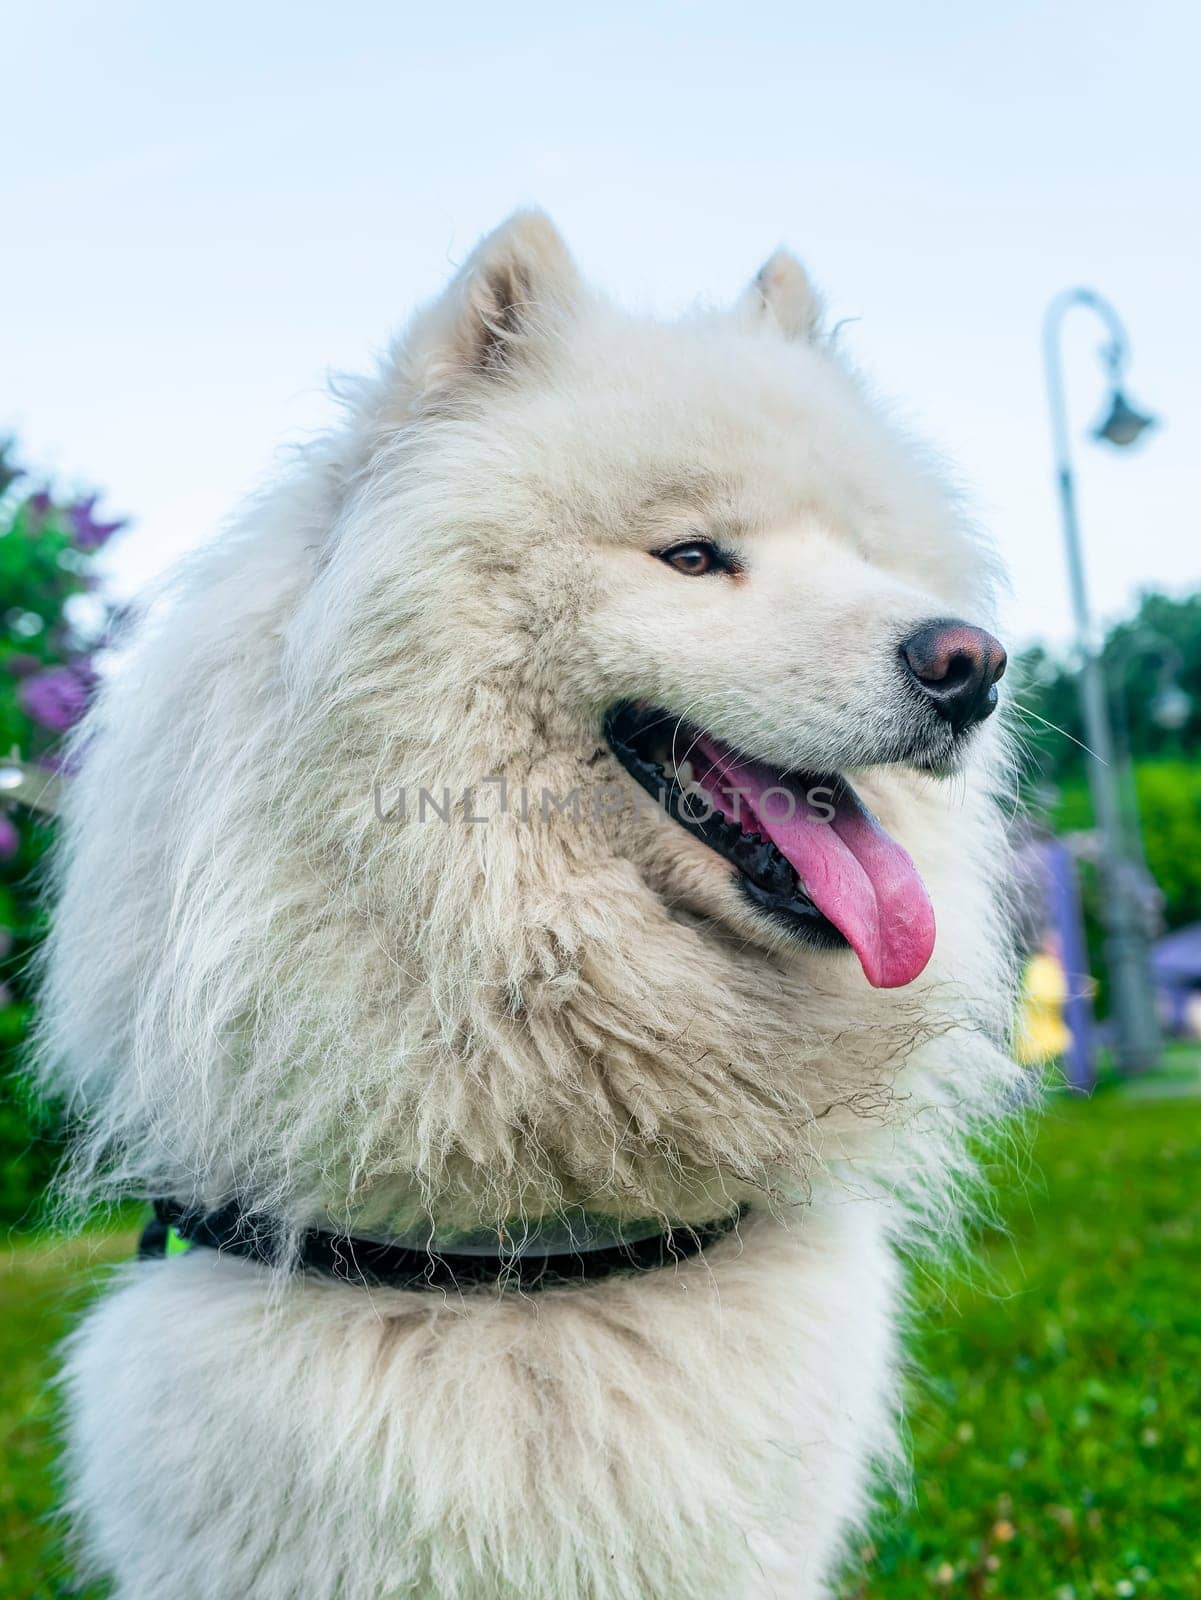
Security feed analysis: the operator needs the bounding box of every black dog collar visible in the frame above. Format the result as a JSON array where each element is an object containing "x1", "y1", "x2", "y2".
[{"x1": 139, "y1": 1198, "x2": 744, "y2": 1292}]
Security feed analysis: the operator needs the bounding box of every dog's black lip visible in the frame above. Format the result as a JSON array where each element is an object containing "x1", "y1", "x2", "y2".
[{"x1": 602, "y1": 701, "x2": 850, "y2": 949}]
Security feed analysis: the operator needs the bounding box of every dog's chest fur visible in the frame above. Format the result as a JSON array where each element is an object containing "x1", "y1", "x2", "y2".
[{"x1": 63, "y1": 1204, "x2": 897, "y2": 1600}]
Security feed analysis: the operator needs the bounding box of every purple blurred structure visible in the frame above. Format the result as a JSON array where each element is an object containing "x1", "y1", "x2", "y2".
[
  {"x1": 1152, "y1": 924, "x2": 1201, "y2": 1037},
  {"x1": 1043, "y1": 839, "x2": 1097, "y2": 1093},
  {"x1": 1014, "y1": 829, "x2": 1097, "y2": 1092}
]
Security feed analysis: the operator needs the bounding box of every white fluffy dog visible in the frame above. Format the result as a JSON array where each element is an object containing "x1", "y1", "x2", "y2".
[{"x1": 39, "y1": 213, "x2": 1018, "y2": 1598}]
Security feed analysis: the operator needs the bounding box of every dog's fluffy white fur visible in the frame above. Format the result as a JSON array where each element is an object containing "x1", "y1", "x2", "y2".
[{"x1": 39, "y1": 213, "x2": 1019, "y2": 1598}]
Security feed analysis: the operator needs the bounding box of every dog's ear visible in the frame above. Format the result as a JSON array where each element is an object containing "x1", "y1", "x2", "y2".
[
  {"x1": 401, "y1": 211, "x2": 581, "y2": 397},
  {"x1": 738, "y1": 250, "x2": 822, "y2": 342}
]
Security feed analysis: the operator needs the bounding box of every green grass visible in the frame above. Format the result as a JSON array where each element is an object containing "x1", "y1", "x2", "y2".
[
  {"x1": 0, "y1": 1223, "x2": 135, "y2": 1599},
  {"x1": 849, "y1": 1082, "x2": 1201, "y2": 1599},
  {"x1": 2, "y1": 1087, "x2": 1199, "y2": 1600}
]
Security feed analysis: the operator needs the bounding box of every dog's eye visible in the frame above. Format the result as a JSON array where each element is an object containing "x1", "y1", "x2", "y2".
[{"x1": 657, "y1": 541, "x2": 729, "y2": 577}]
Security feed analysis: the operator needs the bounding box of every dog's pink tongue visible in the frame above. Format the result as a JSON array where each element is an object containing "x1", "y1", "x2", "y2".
[{"x1": 695, "y1": 743, "x2": 936, "y2": 989}]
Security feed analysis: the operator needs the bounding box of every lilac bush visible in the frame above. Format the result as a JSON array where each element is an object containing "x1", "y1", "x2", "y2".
[{"x1": 0, "y1": 437, "x2": 124, "y2": 1222}]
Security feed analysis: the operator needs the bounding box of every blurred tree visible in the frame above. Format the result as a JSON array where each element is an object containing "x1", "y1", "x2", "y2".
[
  {"x1": 0, "y1": 440, "x2": 123, "y2": 1226},
  {"x1": 1014, "y1": 590, "x2": 1201, "y2": 787},
  {"x1": 1016, "y1": 592, "x2": 1201, "y2": 969},
  {"x1": 1055, "y1": 761, "x2": 1201, "y2": 933}
]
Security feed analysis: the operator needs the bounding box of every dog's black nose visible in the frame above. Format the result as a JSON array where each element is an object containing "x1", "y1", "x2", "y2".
[{"x1": 899, "y1": 620, "x2": 1007, "y2": 732}]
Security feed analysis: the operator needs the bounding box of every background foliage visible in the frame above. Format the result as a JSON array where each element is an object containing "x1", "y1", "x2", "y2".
[
  {"x1": 1012, "y1": 592, "x2": 1201, "y2": 1010},
  {"x1": 0, "y1": 441, "x2": 120, "y2": 1228},
  {"x1": 1015, "y1": 591, "x2": 1201, "y2": 797}
]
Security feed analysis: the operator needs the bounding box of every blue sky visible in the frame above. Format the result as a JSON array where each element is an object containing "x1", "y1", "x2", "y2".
[{"x1": 4, "y1": 0, "x2": 1198, "y2": 644}]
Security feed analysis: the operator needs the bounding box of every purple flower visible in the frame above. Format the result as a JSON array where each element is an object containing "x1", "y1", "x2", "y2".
[
  {"x1": 25, "y1": 489, "x2": 54, "y2": 530},
  {"x1": 0, "y1": 814, "x2": 18, "y2": 863},
  {"x1": 71, "y1": 656, "x2": 99, "y2": 693},
  {"x1": 18, "y1": 664, "x2": 94, "y2": 732},
  {"x1": 67, "y1": 494, "x2": 126, "y2": 551},
  {"x1": 5, "y1": 653, "x2": 41, "y2": 678}
]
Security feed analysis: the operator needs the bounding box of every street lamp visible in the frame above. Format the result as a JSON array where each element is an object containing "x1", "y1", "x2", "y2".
[
  {"x1": 1094, "y1": 390, "x2": 1156, "y2": 450},
  {"x1": 1043, "y1": 288, "x2": 1162, "y2": 1074}
]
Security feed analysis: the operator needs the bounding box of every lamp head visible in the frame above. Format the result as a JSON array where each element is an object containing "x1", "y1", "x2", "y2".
[
  {"x1": 1094, "y1": 389, "x2": 1156, "y2": 448},
  {"x1": 1150, "y1": 682, "x2": 1192, "y2": 732}
]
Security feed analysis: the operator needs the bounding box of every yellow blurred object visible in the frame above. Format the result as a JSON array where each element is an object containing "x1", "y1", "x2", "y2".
[{"x1": 1016, "y1": 949, "x2": 1071, "y2": 1064}]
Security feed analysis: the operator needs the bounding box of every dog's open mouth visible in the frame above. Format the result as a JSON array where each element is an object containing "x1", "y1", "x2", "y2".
[{"x1": 604, "y1": 703, "x2": 937, "y2": 989}]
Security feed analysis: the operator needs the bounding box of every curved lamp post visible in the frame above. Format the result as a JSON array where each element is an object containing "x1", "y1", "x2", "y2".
[{"x1": 1043, "y1": 288, "x2": 1161, "y2": 1073}]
